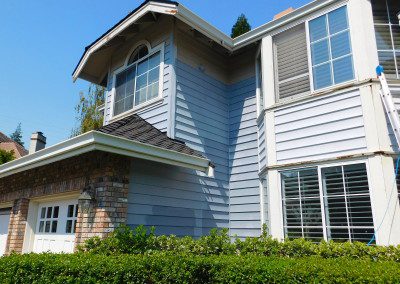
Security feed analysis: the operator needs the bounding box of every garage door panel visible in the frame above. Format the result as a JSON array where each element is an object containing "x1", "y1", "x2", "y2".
[{"x1": 0, "y1": 208, "x2": 11, "y2": 256}]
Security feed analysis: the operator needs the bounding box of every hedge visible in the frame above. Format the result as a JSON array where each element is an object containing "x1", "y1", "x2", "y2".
[
  {"x1": 1, "y1": 253, "x2": 400, "y2": 283},
  {"x1": 78, "y1": 225, "x2": 400, "y2": 262}
]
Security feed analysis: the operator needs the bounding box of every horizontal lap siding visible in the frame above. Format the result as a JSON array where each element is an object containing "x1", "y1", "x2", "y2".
[
  {"x1": 275, "y1": 90, "x2": 368, "y2": 164},
  {"x1": 387, "y1": 86, "x2": 400, "y2": 151},
  {"x1": 127, "y1": 60, "x2": 230, "y2": 237},
  {"x1": 104, "y1": 37, "x2": 172, "y2": 133},
  {"x1": 229, "y1": 77, "x2": 261, "y2": 238}
]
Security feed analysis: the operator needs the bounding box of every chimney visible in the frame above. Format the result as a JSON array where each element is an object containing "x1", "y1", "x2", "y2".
[
  {"x1": 273, "y1": 7, "x2": 295, "y2": 20},
  {"x1": 29, "y1": 132, "x2": 46, "y2": 154}
]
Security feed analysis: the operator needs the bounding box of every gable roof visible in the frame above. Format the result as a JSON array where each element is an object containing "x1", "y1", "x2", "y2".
[
  {"x1": 0, "y1": 132, "x2": 28, "y2": 158},
  {"x1": 73, "y1": 0, "x2": 338, "y2": 83},
  {"x1": 98, "y1": 114, "x2": 204, "y2": 159}
]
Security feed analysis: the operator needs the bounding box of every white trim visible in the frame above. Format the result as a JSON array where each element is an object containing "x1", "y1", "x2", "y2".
[
  {"x1": 255, "y1": 44, "x2": 263, "y2": 117},
  {"x1": 124, "y1": 40, "x2": 152, "y2": 66},
  {"x1": 0, "y1": 131, "x2": 210, "y2": 179},
  {"x1": 110, "y1": 42, "x2": 165, "y2": 119}
]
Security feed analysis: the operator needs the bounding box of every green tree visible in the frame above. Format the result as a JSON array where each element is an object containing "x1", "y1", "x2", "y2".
[
  {"x1": 9, "y1": 122, "x2": 24, "y2": 146},
  {"x1": 0, "y1": 149, "x2": 14, "y2": 165},
  {"x1": 71, "y1": 84, "x2": 105, "y2": 137},
  {"x1": 231, "y1": 14, "x2": 251, "y2": 38}
]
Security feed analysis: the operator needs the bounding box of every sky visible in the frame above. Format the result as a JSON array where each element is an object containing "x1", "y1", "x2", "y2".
[{"x1": 0, "y1": 0, "x2": 310, "y2": 147}]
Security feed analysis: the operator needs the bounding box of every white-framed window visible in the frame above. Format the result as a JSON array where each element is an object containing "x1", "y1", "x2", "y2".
[
  {"x1": 308, "y1": 6, "x2": 355, "y2": 90},
  {"x1": 255, "y1": 49, "x2": 264, "y2": 115},
  {"x1": 371, "y1": 0, "x2": 400, "y2": 79},
  {"x1": 112, "y1": 41, "x2": 164, "y2": 117},
  {"x1": 65, "y1": 204, "x2": 78, "y2": 234},
  {"x1": 281, "y1": 162, "x2": 374, "y2": 243},
  {"x1": 38, "y1": 206, "x2": 60, "y2": 234}
]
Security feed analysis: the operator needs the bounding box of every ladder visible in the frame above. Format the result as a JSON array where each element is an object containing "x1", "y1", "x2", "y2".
[{"x1": 376, "y1": 65, "x2": 400, "y2": 148}]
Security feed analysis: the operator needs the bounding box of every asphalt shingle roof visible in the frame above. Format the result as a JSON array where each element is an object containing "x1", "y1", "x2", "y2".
[
  {"x1": 0, "y1": 131, "x2": 28, "y2": 157},
  {"x1": 97, "y1": 114, "x2": 205, "y2": 159}
]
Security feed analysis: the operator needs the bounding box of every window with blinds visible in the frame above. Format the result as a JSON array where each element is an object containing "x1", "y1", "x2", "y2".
[
  {"x1": 371, "y1": 0, "x2": 400, "y2": 79},
  {"x1": 274, "y1": 24, "x2": 310, "y2": 100},
  {"x1": 281, "y1": 168, "x2": 324, "y2": 241},
  {"x1": 281, "y1": 163, "x2": 374, "y2": 243}
]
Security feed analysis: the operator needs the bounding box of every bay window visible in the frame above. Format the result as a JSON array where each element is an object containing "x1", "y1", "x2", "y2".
[
  {"x1": 113, "y1": 43, "x2": 163, "y2": 117},
  {"x1": 281, "y1": 163, "x2": 374, "y2": 243},
  {"x1": 309, "y1": 6, "x2": 354, "y2": 90}
]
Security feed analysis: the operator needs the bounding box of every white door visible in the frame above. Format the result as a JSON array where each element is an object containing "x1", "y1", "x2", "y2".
[
  {"x1": 33, "y1": 200, "x2": 78, "y2": 253},
  {"x1": 0, "y1": 208, "x2": 11, "y2": 256}
]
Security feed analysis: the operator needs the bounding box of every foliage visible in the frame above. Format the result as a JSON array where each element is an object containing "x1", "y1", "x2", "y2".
[
  {"x1": 9, "y1": 122, "x2": 24, "y2": 146},
  {"x1": 0, "y1": 149, "x2": 14, "y2": 165},
  {"x1": 1, "y1": 253, "x2": 400, "y2": 283},
  {"x1": 231, "y1": 13, "x2": 251, "y2": 38},
  {"x1": 71, "y1": 83, "x2": 105, "y2": 137},
  {"x1": 79, "y1": 225, "x2": 400, "y2": 262}
]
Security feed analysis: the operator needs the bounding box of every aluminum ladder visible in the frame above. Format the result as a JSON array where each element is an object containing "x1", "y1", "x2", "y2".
[{"x1": 377, "y1": 65, "x2": 400, "y2": 148}]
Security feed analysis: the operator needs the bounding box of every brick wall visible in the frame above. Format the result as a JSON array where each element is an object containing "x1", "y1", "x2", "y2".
[{"x1": 0, "y1": 151, "x2": 130, "y2": 253}]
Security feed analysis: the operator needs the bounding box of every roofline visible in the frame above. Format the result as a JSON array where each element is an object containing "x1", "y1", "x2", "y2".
[
  {"x1": 72, "y1": 0, "x2": 340, "y2": 82},
  {"x1": 0, "y1": 131, "x2": 211, "y2": 179}
]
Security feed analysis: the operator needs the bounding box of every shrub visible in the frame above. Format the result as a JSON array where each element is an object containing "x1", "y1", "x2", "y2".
[
  {"x1": 1, "y1": 253, "x2": 400, "y2": 283},
  {"x1": 79, "y1": 225, "x2": 400, "y2": 262}
]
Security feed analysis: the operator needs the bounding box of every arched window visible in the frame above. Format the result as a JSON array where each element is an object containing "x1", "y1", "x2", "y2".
[
  {"x1": 113, "y1": 42, "x2": 163, "y2": 117},
  {"x1": 127, "y1": 44, "x2": 149, "y2": 65}
]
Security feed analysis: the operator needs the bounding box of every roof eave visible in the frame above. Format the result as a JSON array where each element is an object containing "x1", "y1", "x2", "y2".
[{"x1": 0, "y1": 131, "x2": 211, "y2": 179}]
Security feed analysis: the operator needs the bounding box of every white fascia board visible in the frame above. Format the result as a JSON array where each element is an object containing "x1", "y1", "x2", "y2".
[
  {"x1": 0, "y1": 131, "x2": 210, "y2": 179},
  {"x1": 232, "y1": 0, "x2": 338, "y2": 49},
  {"x1": 72, "y1": 2, "x2": 178, "y2": 82}
]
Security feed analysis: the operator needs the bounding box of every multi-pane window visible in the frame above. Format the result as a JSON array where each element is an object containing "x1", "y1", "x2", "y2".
[
  {"x1": 38, "y1": 206, "x2": 59, "y2": 234},
  {"x1": 309, "y1": 6, "x2": 354, "y2": 90},
  {"x1": 281, "y1": 163, "x2": 374, "y2": 243},
  {"x1": 372, "y1": 0, "x2": 400, "y2": 79},
  {"x1": 321, "y1": 164, "x2": 374, "y2": 243},
  {"x1": 275, "y1": 24, "x2": 310, "y2": 100},
  {"x1": 113, "y1": 44, "x2": 162, "y2": 116},
  {"x1": 65, "y1": 204, "x2": 78, "y2": 234},
  {"x1": 256, "y1": 53, "x2": 264, "y2": 112},
  {"x1": 281, "y1": 168, "x2": 324, "y2": 241}
]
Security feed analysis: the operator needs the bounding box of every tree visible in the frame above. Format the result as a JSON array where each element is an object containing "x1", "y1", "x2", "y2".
[
  {"x1": 71, "y1": 84, "x2": 105, "y2": 137},
  {"x1": 10, "y1": 122, "x2": 24, "y2": 146},
  {"x1": 0, "y1": 149, "x2": 14, "y2": 165},
  {"x1": 231, "y1": 14, "x2": 251, "y2": 38}
]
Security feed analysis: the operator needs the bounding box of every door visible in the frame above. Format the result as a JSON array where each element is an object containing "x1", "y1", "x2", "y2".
[
  {"x1": 0, "y1": 207, "x2": 11, "y2": 256},
  {"x1": 33, "y1": 200, "x2": 78, "y2": 253}
]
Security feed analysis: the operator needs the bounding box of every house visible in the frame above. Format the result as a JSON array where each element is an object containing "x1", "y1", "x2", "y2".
[
  {"x1": 0, "y1": 132, "x2": 28, "y2": 159},
  {"x1": 0, "y1": 0, "x2": 400, "y2": 255}
]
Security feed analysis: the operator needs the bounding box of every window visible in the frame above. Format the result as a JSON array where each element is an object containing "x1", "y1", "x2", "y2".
[
  {"x1": 372, "y1": 0, "x2": 400, "y2": 79},
  {"x1": 65, "y1": 204, "x2": 78, "y2": 234},
  {"x1": 275, "y1": 24, "x2": 310, "y2": 100},
  {"x1": 281, "y1": 163, "x2": 374, "y2": 243},
  {"x1": 113, "y1": 43, "x2": 162, "y2": 116},
  {"x1": 256, "y1": 52, "x2": 264, "y2": 113},
  {"x1": 38, "y1": 206, "x2": 59, "y2": 234},
  {"x1": 309, "y1": 6, "x2": 354, "y2": 90}
]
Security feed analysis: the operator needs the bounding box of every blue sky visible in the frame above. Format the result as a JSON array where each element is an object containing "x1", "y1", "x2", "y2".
[{"x1": 0, "y1": 0, "x2": 310, "y2": 147}]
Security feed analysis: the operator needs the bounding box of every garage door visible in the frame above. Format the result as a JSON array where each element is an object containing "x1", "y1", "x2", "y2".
[
  {"x1": 0, "y1": 208, "x2": 11, "y2": 256},
  {"x1": 33, "y1": 200, "x2": 78, "y2": 253}
]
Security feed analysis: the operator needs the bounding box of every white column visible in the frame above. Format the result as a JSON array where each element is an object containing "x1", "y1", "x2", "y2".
[
  {"x1": 367, "y1": 155, "x2": 400, "y2": 245},
  {"x1": 267, "y1": 169, "x2": 284, "y2": 240},
  {"x1": 261, "y1": 36, "x2": 276, "y2": 108}
]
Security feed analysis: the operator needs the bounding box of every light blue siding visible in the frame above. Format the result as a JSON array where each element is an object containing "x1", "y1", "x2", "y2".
[{"x1": 229, "y1": 77, "x2": 261, "y2": 238}]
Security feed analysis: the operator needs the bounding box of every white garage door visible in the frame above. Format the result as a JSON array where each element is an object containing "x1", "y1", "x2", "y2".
[
  {"x1": 33, "y1": 200, "x2": 78, "y2": 253},
  {"x1": 0, "y1": 208, "x2": 11, "y2": 256}
]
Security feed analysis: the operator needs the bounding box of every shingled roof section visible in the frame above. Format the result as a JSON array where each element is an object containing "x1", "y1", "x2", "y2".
[
  {"x1": 97, "y1": 114, "x2": 205, "y2": 159},
  {"x1": 0, "y1": 131, "x2": 28, "y2": 158}
]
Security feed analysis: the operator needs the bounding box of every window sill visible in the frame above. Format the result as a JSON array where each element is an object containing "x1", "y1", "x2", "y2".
[{"x1": 109, "y1": 97, "x2": 164, "y2": 123}]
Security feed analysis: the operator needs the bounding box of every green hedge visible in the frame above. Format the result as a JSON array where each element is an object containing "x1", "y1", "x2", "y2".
[
  {"x1": 79, "y1": 225, "x2": 400, "y2": 262},
  {"x1": 1, "y1": 253, "x2": 400, "y2": 283}
]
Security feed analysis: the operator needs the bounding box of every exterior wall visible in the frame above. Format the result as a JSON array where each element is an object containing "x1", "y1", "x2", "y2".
[
  {"x1": 0, "y1": 151, "x2": 130, "y2": 253},
  {"x1": 104, "y1": 16, "x2": 174, "y2": 134}
]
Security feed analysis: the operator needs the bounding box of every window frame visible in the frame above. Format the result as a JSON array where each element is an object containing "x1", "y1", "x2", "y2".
[
  {"x1": 110, "y1": 41, "x2": 165, "y2": 120},
  {"x1": 279, "y1": 159, "x2": 376, "y2": 243},
  {"x1": 305, "y1": 4, "x2": 357, "y2": 93}
]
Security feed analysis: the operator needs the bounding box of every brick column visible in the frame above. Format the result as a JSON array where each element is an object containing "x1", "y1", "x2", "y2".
[
  {"x1": 5, "y1": 198, "x2": 29, "y2": 254},
  {"x1": 75, "y1": 176, "x2": 129, "y2": 247}
]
